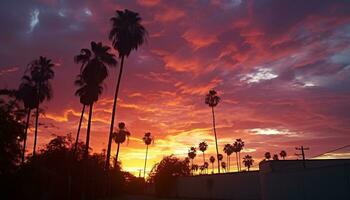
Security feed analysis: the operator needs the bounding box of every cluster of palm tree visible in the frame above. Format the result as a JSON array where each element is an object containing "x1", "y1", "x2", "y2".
[
  {"x1": 188, "y1": 138, "x2": 248, "y2": 174},
  {"x1": 264, "y1": 150, "x2": 287, "y2": 161},
  {"x1": 8, "y1": 9, "x2": 148, "y2": 181},
  {"x1": 70, "y1": 9, "x2": 147, "y2": 170},
  {"x1": 8, "y1": 56, "x2": 56, "y2": 162}
]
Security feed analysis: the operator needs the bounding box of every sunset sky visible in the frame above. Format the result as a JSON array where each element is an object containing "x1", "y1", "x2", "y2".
[{"x1": 1, "y1": 0, "x2": 350, "y2": 175}]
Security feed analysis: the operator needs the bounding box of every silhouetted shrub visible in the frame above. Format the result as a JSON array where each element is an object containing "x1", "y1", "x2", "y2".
[{"x1": 148, "y1": 155, "x2": 191, "y2": 197}]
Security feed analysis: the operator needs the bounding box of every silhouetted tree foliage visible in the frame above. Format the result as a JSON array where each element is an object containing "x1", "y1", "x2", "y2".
[
  {"x1": 280, "y1": 150, "x2": 287, "y2": 160},
  {"x1": 0, "y1": 100, "x2": 25, "y2": 175},
  {"x1": 0, "y1": 130, "x2": 126, "y2": 200},
  {"x1": 148, "y1": 155, "x2": 190, "y2": 197},
  {"x1": 265, "y1": 152, "x2": 271, "y2": 160}
]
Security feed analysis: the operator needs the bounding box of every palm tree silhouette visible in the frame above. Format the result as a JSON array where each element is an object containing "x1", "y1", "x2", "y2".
[
  {"x1": 191, "y1": 164, "x2": 199, "y2": 175},
  {"x1": 273, "y1": 154, "x2": 279, "y2": 160},
  {"x1": 75, "y1": 82, "x2": 104, "y2": 161},
  {"x1": 217, "y1": 153, "x2": 223, "y2": 172},
  {"x1": 16, "y1": 76, "x2": 38, "y2": 163},
  {"x1": 112, "y1": 122, "x2": 131, "y2": 162},
  {"x1": 142, "y1": 132, "x2": 153, "y2": 178},
  {"x1": 188, "y1": 147, "x2": 197, "y2": 172},
  {"x1": 198, "y1": 141, "x2": 208, "y2": 163},
  {"x1": 221, "y1": 161, "x2": 227, "y2": 172},
  {"x1": 204, "y1": 161, "x2": 209, "y2": 174},
  {"x1": 280, "y1": 150, "x2": 287, "y2": 160},
  {"x1": 264, "y1": 152, "x2": 271, "y2": 160},
  {"x1": 243, "y1": 155, "x2": 254, "y2": 171},
  {"x1": 223, "y1": 144, "x2": 234, "y2": 172},
  {"x1": 205, "y1": 89, "x2": 221, "y2": 173},
  {"x1": 106, "y1": 9, "x2": 147, "y2": 170},
  {"x1": 73, "y1": 42, "x2": 116, "y2": 158},
  {"x1": 209, "y1": 156, "x2": 215, "y2": 174},
  {"x1": 235, "y1": 139, "x2": 244, "y2": 171},
  {"x1": 27, "y1": 56, "x2": 55, "y2": 156},
  {"x1": 233, "y1": 142, "x2": 240, "y2": 171}
]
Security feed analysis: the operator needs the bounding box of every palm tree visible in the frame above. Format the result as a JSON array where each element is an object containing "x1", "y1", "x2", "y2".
[
  {"x1": 113, "y1": 122, "x2": 131, "y2": 162},
  {"x1": 188, "y1": 147, "x2": 197, "y2": 167},
  {"x1": 209, "y1": 156, "x2": 215, "y2": 174},
  {"x1": 75, "y1": 82, "x2": 104, "y2": 160},
  {"x1": 73, "y1": 42, "x2": 116, "y2": 157},
  {"x1": 273, "y1": 154, "x2": 279, "y2": 160},
  {"x1": 191, "y1": 164, "x2": 199, "y2": 175},
  {"x1": 221, "y1": 161, "x2": 227, "y2": 172},
  {"x1": 198, "y1": 141, "x2": 208, "y2": 163},
  {"x1": 16, "y1": 76, "x2": 38, "y2": 163},
  {"x1": 243, "y1": 155, "x2": 254, "y2": 171},
  {"x1": 105, "y1": 9, "x2": 147, "y2": 170},
  {"x1": 27, "y1": 56, "x2": 55, "y2": 156},
  {"x1": 264, "y1": 152, "x2": 271, "y2": 160},
  {"x1": 235, "y1": 139, "x2": 244, "y2": 171},
  {"x1": 232, "y1": 142, "x2": 239, "y2": 171},
  {"x1": 223, "y1": 144, "x2": 234, "y2": 172},
  {"x1": 204, "y1": 161, "x2": 209, "y2": 174},
  {"x1": 280, "y1": 150, "x2": 287, "y2": 160},
  {"x1": 217, "y1": 153, "x2": 223, "y2": 172},
  {"x1": 205, "y1": 89, "x2": 221, "y2": 173},
  {"x1": 142, "y1": 132, "x2": 153, "y2": 178}
]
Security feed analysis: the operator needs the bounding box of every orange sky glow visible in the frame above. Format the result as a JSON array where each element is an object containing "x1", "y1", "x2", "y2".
[{"x1": 1, "y1": 0, "x2": 350, "y2": 176}]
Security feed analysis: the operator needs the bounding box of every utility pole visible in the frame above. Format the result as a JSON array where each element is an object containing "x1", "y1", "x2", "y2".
[{"x1": 295, "y1": 146, "x2": 309, "y2": 168}]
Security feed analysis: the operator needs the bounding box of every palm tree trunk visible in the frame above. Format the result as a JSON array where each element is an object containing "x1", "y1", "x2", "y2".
[
  {"x1": 33, "y1": 105, "x2": 39, "y2": 156},
  {"x1": 84, "y1": 103, "x2": 93, "y2": 161},
  {"x1": 203, "y1": 152, "x2": 205, "y2": 163},
  {"x1": 73, "y1": 104, "x2": 85, "y2": 157},
  {"x1": 143, "y1": 145, "x2": 149, "y2": 178},
  {"x1": 226, "y1": 155, "x2": 230, "y2": 171},
  {"x1": 228, "y1": 156, "x2": 231, "y2": 172},
  {"x1": 22, "y1": 108, "x2": 31, "y2": 163},
  {"x1": 105, "y1": 56, "x2": 125, "y2": 170},
  {"x1": 236, "y1": 152, "x2": 239, "y2": 172},
  {"x1": 212, "y1": 163, "x2": 214, "y2": 174},
  {"x1": 115, "y1": 142, "x2": 121, "y2": 163},
  {"x1": 238, "y1": 152, "x2": 241, "y2": 171},
  {"x1": 211, "y1": 106, "x2": 220, "y2": 173}
]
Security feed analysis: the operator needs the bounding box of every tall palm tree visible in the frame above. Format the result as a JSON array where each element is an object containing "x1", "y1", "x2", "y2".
[
  {"x1": 233, "y1": 142, "x2": 239, "y2": 171},
  {"x1": 280, "y1": 150, "x2": 287, "y2": 160},
  {"x1": 209, "y1": 156, "x2": 215, "y2": 174},
  {"x1": 243, "y1": 155, "x2": 254, "y2": 171},
  {"x1": 75, "y1": 82, "x2": 104, "y2": 160},
  {"x1": 235, "y1": 139, "x2": 244, "y2": 171},
  {"x1": 198, "y1": 141, "x2": 208, "y2": 164},
  {"x1": 142, "y1": 132, "x2": 153, "y2": 178},
  {"x1": 16, "y1": 76, "x2": 38, "y2": 163},
  {"x1": 113, "y1": 122, "x2": 131, "y2": 162},
  {"x1": 205, "y1": 89, "x2": 221, "y2": 173},
  {"x1": 73, "y1": 42, "x2": 116, "y2": 157},
  {"x1": 27, "y1": 56, "x2": 55, "y2": 156},
  {"x1": 264, "y1": 152, "x2": 271, "y2": 160},
  {"x1": 106, "y1": 9, "x2": 147, "y2": 170},
  {"x1": 223, "y1": 144, "x2": 234, "y2": 172}
]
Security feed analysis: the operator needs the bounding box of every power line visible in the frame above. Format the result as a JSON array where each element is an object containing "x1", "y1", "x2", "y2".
[{"x1": 311, "y1": 144, "x2": 350, "y2": 158}]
